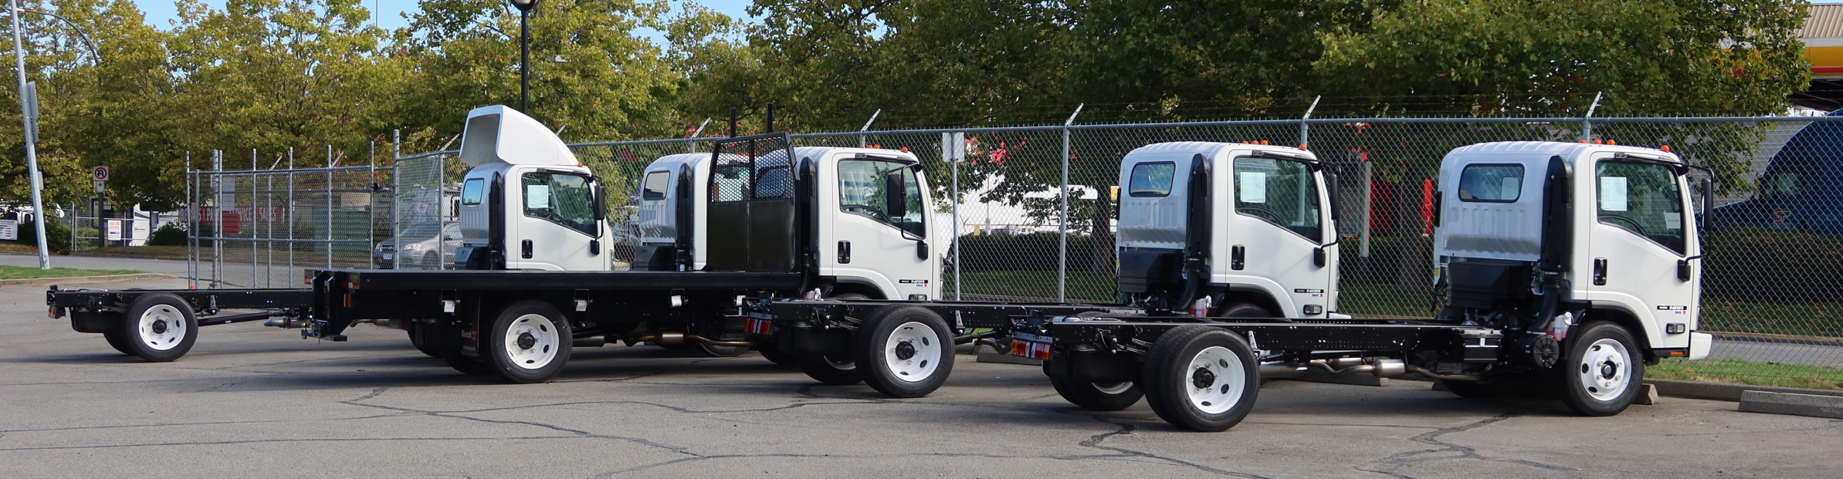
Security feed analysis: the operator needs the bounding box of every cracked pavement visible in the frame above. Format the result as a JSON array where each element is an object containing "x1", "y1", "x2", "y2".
[{"x1": 2, "y1": 279, "x2": 1839, "y2": 478}]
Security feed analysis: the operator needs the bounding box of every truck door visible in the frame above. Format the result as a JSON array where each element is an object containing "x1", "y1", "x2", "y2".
[
  {"x1": 833, "y1": 157, "x2": 936, "y2": 300},
  {"x1": 1226, "y1": 155, "x2": 1334, "y2": 318},
  {"x1": 508, "y1": 168, "x2": 605, "y2": 271},
  {"x1": 1587, "y1": 157, "x2": 1698, "y2": 348}
]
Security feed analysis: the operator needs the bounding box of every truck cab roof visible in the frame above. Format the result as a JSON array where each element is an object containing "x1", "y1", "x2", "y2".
[{"x1": 457, "y1": 105, "x2": 578, "y2": 168}]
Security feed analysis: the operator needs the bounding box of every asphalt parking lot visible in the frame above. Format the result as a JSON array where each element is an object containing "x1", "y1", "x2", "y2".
[{"x1": 2, "y1": 279, "x2": 1838, "y2": 478}]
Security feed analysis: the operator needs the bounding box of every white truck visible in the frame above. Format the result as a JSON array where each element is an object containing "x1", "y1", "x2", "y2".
[{"x1": 747, "y1": 140, "x2": 1715, "y2": 431}]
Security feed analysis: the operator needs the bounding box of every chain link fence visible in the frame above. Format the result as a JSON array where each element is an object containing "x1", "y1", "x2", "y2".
[{"x1": 181, "y1": 148, "x2": 391, "y2": 288}]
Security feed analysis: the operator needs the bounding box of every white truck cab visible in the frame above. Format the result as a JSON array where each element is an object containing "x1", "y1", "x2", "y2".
[
  {"x1": 631, "y1": 147, "x2": 941, "y2": 301},
  {"x1": 452, "y1": 106, "x2": 610, "y2": 271},
  {"x1": 1436, "y1": 141, "x2": 1713, "y2": 362},
  {"x1": 1116, "y1": 142, "x2": 1338, "y2": 318}
]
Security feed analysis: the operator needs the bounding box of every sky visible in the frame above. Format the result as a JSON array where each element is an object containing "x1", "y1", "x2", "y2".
[{"x1": 128, "y1": 0, "x2": 759, "y2": 44}]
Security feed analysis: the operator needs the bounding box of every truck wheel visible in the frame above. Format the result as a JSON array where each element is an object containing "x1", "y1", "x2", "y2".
[
  {"x1": 758, "y1": 341, "x2": 797, "y2": 365},
  {"x1": 482, "y1": 301, "x2": 573, "y2": 383},
  {"x1": 1441, "y1": 379, "x2": 1509, "y2": 399},
  {"x1": 698, "y1": 342, "x2": 750, "y2": 357},
  {"x1": 442, "y1": 350, "x2": 495, "y2": 376},
  {"x1": 102, "y1": 330, "x2": 134, "y2": 355},
  {"x1": 1217, "y1": 303, "x2": 1271, "y2": 318},
  {"x1": 1558, "y1": 321, "x2": 1644, "y2": 416},
  {"x1": 856, "y1": 306, "x2": 955, "y2": 398},
  {"x1": 800, "y1": 353, "x2": 863, "y2": 385},
  {"x1": 1142, "y1": 325, "x2": 1260, "y2": 432},
  {"x1": 120, "y1": 293, "x2": 198, "y2": 362},
  {"x1": 1047, "y1": 372, "x2": 1143, "y2": 411},
  {"x1": 408, "y1": 323, "x2": 441, "y2": 358}
]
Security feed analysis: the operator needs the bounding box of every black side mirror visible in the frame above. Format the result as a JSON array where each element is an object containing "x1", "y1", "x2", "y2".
[
  {"x1": 1324, "y1": 169, "x2": 1340, "y2": 221},
  {"x1": 886, "y1": 170, "x2": 907, "y2": 219},
  {"x1": 593, "y1": 184, "x2": 607, "y2": 222},
  {"x1": 1698, "y1": 177, "x2": 1713, "y2": 231}
]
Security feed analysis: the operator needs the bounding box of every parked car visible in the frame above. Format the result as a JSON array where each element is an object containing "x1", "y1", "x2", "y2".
[
  {"x1": 373, "y1": 222, "x2": 462, "y2": 269},
  {"x1": 1710, "y1": 109, "x2": 1843, "y2": 234}
]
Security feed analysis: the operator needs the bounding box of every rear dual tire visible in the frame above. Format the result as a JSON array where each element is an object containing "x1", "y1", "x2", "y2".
[{"x1": 1142, "y1": 325, "x2": 1260, "y2": 432}]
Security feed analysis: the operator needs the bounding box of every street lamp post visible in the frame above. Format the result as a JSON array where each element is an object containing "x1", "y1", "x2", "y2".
[
  {"x1": 508, "y1": 0, "x2": 538, "y2": 113},
  {"x1": 10, "y1": 0, "x2": 48, "y2": 269}
]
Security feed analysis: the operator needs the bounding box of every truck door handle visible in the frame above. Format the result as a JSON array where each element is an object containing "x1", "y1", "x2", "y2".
[
  {"x1": 522, "y1": 240, "x2": 533, "y2": 259},
  {"x1": 838, "y1": 241, "x2": 851, "y2": 264},
  {"x1": 1231, "y1": 245, "x2": 1245, "y2": 270},
  {"x1": 1593, "y1": 258, "x2": 1607, "y2": 286}
]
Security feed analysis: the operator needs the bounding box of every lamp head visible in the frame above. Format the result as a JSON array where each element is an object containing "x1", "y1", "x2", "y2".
[{"x1": 509, "y1": 0, "x2": 538, "y2": 12}]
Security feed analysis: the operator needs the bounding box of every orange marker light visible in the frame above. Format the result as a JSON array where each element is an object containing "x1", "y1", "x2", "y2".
[
  {"x1": 1607, "y1": 139, "x2": 1617, "y2": 145},
  {"x1": 1661, "y1": 145, "x2": 1672, "y2": 152}
]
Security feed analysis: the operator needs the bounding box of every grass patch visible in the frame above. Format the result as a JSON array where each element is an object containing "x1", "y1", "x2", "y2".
[
  {"x1": 0, "y1": 264, "x2": 145, "y2": 280},
  {"x1": 1338, "y1": 282, "x2": 1437, "y2": 318},
  {"x1": 1650, "y1": 358, "x2": 1843, "y2": 391},
  {"x1": 1701, "y1": 299, "x2": 1843, "y2": 338},
  {"x1": 83, "y1": 245, "x2": 200, "y2": 260},
  {"x1": 0, "y1": 242, "x2": 44, "y2": 255}
]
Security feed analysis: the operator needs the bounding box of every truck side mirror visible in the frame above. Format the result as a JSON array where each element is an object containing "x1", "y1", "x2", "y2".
[
  {"x1": 885, "y1": 170, "x2": 907, "y2": 219},
  {"x1": 1324, "y1": 169, "x2": 1340, "y2": 221},
  {"x1": 1697, "y1": 177, "x2": 1712, "y2": 230},
  {"x1": 593, "y1": 184, "x2": 607, "y2": 222}
]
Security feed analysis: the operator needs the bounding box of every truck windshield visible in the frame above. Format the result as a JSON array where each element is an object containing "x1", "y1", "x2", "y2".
[
  {"x1": 839, "y1": 159, "x2": 925, "y2": 237},
  {"x1": 1596, "y1": 160, "x2": 1685, "y2": 255},
  {"x1": 1233, "y1": 157, "x2": 1321, "y2": 241},
  {"x1": 523, "y1": 172, "x2": 598, "y2": 237}
]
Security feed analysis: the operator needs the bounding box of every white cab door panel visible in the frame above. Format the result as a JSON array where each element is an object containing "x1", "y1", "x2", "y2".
[
  {"x1": 829, "y1": 157, "x2": 937, "y2": 300},
  {"x1": 508, "y1": 167, "x2": 605, "y2": 271},
  {"x1": 1586, "y1": 156, "x2": 1698, "y2": 349},
  {"x1": 1219, "y1": 154, "x2": 1335, "y2": 318}
]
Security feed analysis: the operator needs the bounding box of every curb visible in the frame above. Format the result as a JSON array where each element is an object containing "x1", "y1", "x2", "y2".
[
  {"x1": 1738, "y1": 391, "x2": 1843, "y2": 419},
  {"x1": 1645, "y1": 378, "x2": 1843, "y2": 402},
  {"x1": 0, "y1": 273, "x2": 175, "y2": 288}
]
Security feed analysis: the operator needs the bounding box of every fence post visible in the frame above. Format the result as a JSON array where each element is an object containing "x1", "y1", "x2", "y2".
[
  {"x1": 944, "y1": 132, "x2": 965, "y2": 301},
  {"x1": 1299, "y1": 95, "x2": 1320, "y2": 148},
  {"x1": 1581, "y1": 91, "x2": 1603, "y2": 141},
  {"x1": 369, "y1": 140, "x2": 377, "y2": 273},
  {"x1": 1359, "y1": 160, "x2": 1373, "y2": 259},
  {"x1": 185, "y1": 153, "x2": 195, "y2": 289},
  {"x1": 326, "y1": 145, "x2": 334, "y2": 270},
  {"x1": 688, "y1": 118, "x2": 710, "y2": 154},
  {"x1": 251, "y1": 148, "x2": 259, "y2": 288},
  {"x1": 212, "y1": 150, "x2": 223, "y2": 288},
  {"x1": 287, "y1": 147, "x2": 295, "y2": 280},
  {"x1": 1059, "y1": 103, "x2": 1084, "y2": 303},
  {"x1": 857, "y1": 109, "x2": 881, "y2": 147},
  {"x1": 391, "y1": 131, "x2": 400, "y2": 270}
]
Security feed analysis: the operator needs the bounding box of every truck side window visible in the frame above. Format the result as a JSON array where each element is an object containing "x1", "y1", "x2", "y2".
[
  {"x1": 1128, "y1": 162, "x2": 1175, "y2": 197},
  {"x1": 839, "y1": 159, "x2": 926, "y2": 238},
  {"x1": 1596, "y1": 160, "x2": 1685, "y2": 255},
  {"x1": 1457, "y1": 165, "x2": 1523, "y2": 202},
  {"x1": 461, "y1": 179, "x2": 485, "y2": 205},
  {"x1": 1760, "y1": 169, "x2": 1803, "y2": 199},
  {"x1": 1234, "y1": 157, "x2": 1322, "y2": 241},
  {"x1": 641, "y1": 171, "x2": 669, "y2": 201},
  {"x1": 523, "y1": 172, "x2": 598, "y2": 237}
]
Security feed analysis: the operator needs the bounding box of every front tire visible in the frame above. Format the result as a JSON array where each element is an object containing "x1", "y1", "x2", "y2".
[
  {"x1": 481, "y1": 301, "x2": 573, "y2": 383},
  {"x1": 1142, "y1": 325, "x2": 1260, "y2": 432},
  {"x1": 856, "y1": 306, "x2": 955, "y2": 398},
  {"x1": 120, "y1": 293, "x2": 198, "y2": 362},
  {"x1": 1557, "y1": 321, "x2": 1644, "y2": 416}
]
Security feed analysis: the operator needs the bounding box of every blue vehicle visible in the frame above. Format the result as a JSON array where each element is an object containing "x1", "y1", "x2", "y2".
[{"x1": 1711, "y1": 111, "x2": 1843, "y2": 234}]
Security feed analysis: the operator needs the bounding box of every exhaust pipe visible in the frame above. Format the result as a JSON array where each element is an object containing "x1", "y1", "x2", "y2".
[
  {"x1": 264, "y1": 318, "x2": 309, "y2": 328},
  {"x1": 573, "y1": 336, "x2": 606, "y2": 348},
  {"x1": 1259, "y1": 358, "x2": 1407, "y2": 379}
]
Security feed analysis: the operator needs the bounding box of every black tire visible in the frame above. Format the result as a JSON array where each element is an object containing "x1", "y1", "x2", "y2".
[
  {"x1": 480, "y1": 300, "x2": 573, "y2": 383},
  {"x1": 758, "y1": 341, "x2": 798, "y2": 365},
  {"x1": 800, "y1": 353, "x2": 864, "y2": 385},
  {"x1": 119, "y1": 293, "x2": 198, "y2": 362},
  {"x1": 1216, "y1": 303, "x2": 1271, "y2": 318},
  {"x1": 1441, "y1": 379, "x2": 1509, "y2": 399},
  {"x1": 698, "y1": 342, "x2": 750, "y2": 357},
  {"x1": 1142, "y1": 325, "x2": 1261, "y2": 432},
  {"x1": 408, "y1": 323, "x2": 441, "y2": 358},
  {"x1": 1046, "y1": 370, "x2": 1143, "y2": 411},
  {"x1": 1556, "y1": 321, "x2": 1644, "y2": 416},
  {"x1": 102, "y1": 330, "x2": 134, "y2": 355},
  {"x1": 855, "y1": 305, "x2": 955, "y2": 398},
  {"x1": 442, "y1": 349, "x2": 496, "y2": 376}
]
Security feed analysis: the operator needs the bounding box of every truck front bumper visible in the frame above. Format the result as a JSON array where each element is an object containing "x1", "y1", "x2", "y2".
[{"x1": 1688, "y1": 331, "x2": 1713, "y2": 360}]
